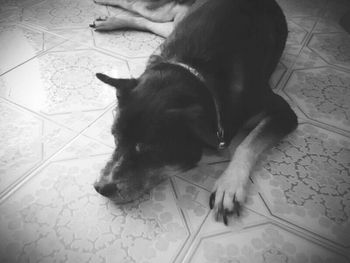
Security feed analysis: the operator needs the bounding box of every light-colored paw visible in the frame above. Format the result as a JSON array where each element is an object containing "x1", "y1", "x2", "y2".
[
  {"x1": 209, "y1": 166, "x2": 249, "y2": 225},
  {"x1": 89, "y1": 16, "x2": 132, "y2": 31}
]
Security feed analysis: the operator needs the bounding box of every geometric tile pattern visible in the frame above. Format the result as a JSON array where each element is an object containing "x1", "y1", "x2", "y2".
[
  {"x1": 187, "y1": 224, "x2": 349, "y2": 263},
  {"x1": 0, "y1": 24, "x2": 64, "y2": 74},
  {"x1": 22, "y1": 0, "x2": 108, "y2": 29},
  {"x1": 83, "y1": 106, "x2": 118, "y2": 148},
  {"x1": 287, "y1": 21, "x2": 308, "y2": 45},
  {"x1": 255, "y1": 124, "x2": 350, "y2": 247},
  {"x1": 1, "y1": 0, "x2": 350, "y2": 262},
  {"x1": 94, "y1": 30, "x2": 164, "y2": 58},
  {"x1": 1, "y1": 49, "x2": 129, "y2": 131},
  {"x1": 0, "y1": 148, "x2": 204, "y2": 263},
  {"x1": 276, "y1": 0, "x2": 327, "y2": 17},
  {"x1": 308, "y1": 33, "x2": 350, "y2": 69},
  {"x1": 293, "y1": 47, "x2": 328, "y2": 69},
  {"x1": 0, "y1": 100, "x2": 75, "y2": 195},
  {"x1": 284, "y1": 67, "x2": 350, "y2": 131}
]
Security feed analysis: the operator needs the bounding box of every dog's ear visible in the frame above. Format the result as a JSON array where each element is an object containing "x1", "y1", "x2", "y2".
[
  {"x1": 96, "y1": 73, "x2": 138, "y2": 101},
  {"x1": 166, "y1": 105, "x2": 218, "y2": 148}
]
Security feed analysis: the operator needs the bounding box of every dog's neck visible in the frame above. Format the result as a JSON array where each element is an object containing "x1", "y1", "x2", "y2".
[{"x1": 167, "y1": 60, "x2": 226, "y2": 150}]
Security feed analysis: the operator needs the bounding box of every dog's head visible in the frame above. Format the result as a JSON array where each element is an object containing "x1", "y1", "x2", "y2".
[{"x1": 93, "y1": 64, "x2": 218, "y2": 203}]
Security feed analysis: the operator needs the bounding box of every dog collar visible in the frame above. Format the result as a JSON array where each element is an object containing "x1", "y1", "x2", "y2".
[{"x1": 167, "y1": 61, "x2": 226, "y2": 150}]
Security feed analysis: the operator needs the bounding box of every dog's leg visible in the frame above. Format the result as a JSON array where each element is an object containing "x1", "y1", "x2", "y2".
[
  {"x1": 210, "y1": 93, "x2": 297, "y2": 225},
  {"x1": 93, "y1": 0, "x2": 185, "y2": 22},
  {"x1": 91, "y1": 13, "x2": 174, "y2": 38}
]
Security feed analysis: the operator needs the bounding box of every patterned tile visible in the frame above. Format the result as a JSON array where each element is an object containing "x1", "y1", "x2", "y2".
[
  {"x1": 308, "y1": 33, "x2": 350, "y2": 69},
  {"x1": 287, "y1": 20, "x2": 308, "y2": 45},
  {"x1": 270, "y1": 62, "x2": 287, "y2": 89},
  {"x1": 0, "y1": 147, "x2": 209, "y2": 263},
  {"x1": 314, "y1": 0, "x2": 350, "y2": 33},
  {"x1": 276, "y1": 0, "x2": 327, "y2": 17},
  {"x1": 284, "y1": 43, "x2": 303, "y2": 57},
  {"x1": 176, "y1": 163, "x2": 229, "y2": 192},
  {"x1": 254, "y1": 124, "x2": 350, "y2": 247},
  {"x1": 0, "y1": 24, "x2": 64, "y2": 74},
  {"x1": 1, "y1": 49, "x2": 129, "y2": 131},
  {"x1": 0, "y1": 0, "x2": 42, "y2": 23},
  {"x1": 314, "y1": 19, "x2": 346, "y2": 33},
  {"x1": 0, "y1": 100, "x2": 75, "y2": 195},
  {"x1": 0, "y1": 7, "x2": 21, "y2": 24},
  {"x1": 186, "y1": 223, "x2": 349, "y2": 263},
  {"x1": 50, "y1": 28, "x2": 95, "y2": 47},
  {"x1": 172, "y1": 176, "x2": 210, "y2": 233},
  {"x1": 293, "y1": 47, "x2": 328, "y2": 69},
  {"x1": 83, "y1": 106, "x2": 117, "y2": 148},
  {"x1": 54, "y1": 135, "x2": 113, "y2": 161},
  {"x1": 176, "y1": 162, "x2": 270, "y2": 218},
  {"x1": 93, "y1": 30, "x2": 164, "y2": 58},
  {"x1": 322, "y1": 0, "x2": 350, "y2": 22},
  {"x1": 283, "y1": 67, "x2": 350, "y2": 132},
  {"x1": 22, "y1": 0, "x2": 108, "y2": 29},
  {"x1": 127, "y1": 57, "x2": 149, "y2": 78},
  {"x1": 290, "y1": 17, "x2": 318, "y2": 32}
]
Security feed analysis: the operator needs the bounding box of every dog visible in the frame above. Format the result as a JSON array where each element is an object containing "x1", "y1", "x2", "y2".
[{"x1": 91, "y1": 0, "x2": 297, "y2": 225}]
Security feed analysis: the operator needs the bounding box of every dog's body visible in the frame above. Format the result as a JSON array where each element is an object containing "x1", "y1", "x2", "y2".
[{"x1": 92, "y1": 0, "x2": 297, "y2": 224}]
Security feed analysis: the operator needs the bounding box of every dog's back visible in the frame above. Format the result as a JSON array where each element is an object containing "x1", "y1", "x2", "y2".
[
  {"x1": 150, "y1": 0, "x2": 288, "y2": 138},
  {"x1": 162, "y1": 0, "x2": 287, "y2": 82}
]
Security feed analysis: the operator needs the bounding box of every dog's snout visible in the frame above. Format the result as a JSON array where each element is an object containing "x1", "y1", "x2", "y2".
[{"x1": 94, "y1": 183, "x2": 117, "y2": 197}]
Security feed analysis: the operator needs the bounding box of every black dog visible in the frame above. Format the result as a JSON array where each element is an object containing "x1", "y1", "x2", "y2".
[{"x1": 92, "y1": 0, "x2": 297, "y2": 225}]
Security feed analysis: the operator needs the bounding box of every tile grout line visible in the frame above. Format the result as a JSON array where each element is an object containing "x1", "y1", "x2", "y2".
[
  {"x1": 21, "y1": 20, "x2": 159, "y2": 61},
  {"x1": 0, "y1": 102, "x2": 117, "y2": 203},
  {"x1": 276, "y1": 6, "x2": 329, "y2": 93}
]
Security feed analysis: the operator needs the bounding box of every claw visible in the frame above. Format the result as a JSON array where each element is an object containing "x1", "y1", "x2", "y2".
[
  {"x1": 223, "y1": 209, "x2": 229, "y2": 225},
  {"x1": 233, "y1": 200, "x2": 241, "y2": 217},
  {"x1": 96, "y1": 16, "x2": 107, "y2": 21},
  {"x1": 209, "y1": 192, "x2": 215, "y2": 209}
]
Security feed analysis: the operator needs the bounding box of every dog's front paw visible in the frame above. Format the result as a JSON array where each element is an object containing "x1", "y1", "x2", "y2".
[
  {"x1": 209, "y1": 169, "x2": 249, "y2": 225},
  {"x1": 90, "y1": 16, "x2": 132, "y2": 31}
]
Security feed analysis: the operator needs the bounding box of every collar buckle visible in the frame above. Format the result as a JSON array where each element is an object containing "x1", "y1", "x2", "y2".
[{"x1": 217, "y1": 129, "x2": 226, "y2": 150}]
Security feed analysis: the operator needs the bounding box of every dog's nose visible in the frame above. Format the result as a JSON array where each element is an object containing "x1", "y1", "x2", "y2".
[{"x1": 94, "y1": 183, "x2": 116, "y2": 197}]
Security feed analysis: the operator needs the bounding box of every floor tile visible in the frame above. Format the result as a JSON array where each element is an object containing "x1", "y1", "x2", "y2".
[
  {"x1": 0, "y1": 24, "x2": 64, "y2": 74},
  {"x1": 0, "y1": 100, "x2": 75, "y2": 196},
  {"x1": 1, "y1": 48, "x2": 129, "y2": 132},
  {"x1": 322, "y1": 0, "x2": 350, "y2": 22},
  {"x1": 51, "y1": 28, "x2": 95, "y2": 47},
  {"x1": 283, "y1": 67, "x2": 350, "y2": 132},
  {"x1": 83, "y1": 106, "x2": 117, "y2": 148},
  {"x1": 276, "y1": 0, "x2": 327, "y2": 17},
  {"x1": 270, "y1": 62, "x2": 287, "y2": 90},
  {"x1": 287, "y1": 20, "x2": 308, "y2": 46},
  {"x1": 0, "y1": 143, "x2": 209, "y2": 263},
  {"x1": 314, "y1": 19, "x2": 346, "y2": 33},
  {"x1": 22, "y1": 0, "x2": 108, "y2": 30},
  {"x1": 293, "y1": 46, "x2": 328, "y2": 69},
  {"x1": 53, "y1": 135, "x2": 113, "y2": 161},
  {"x1": 176, "y1": 162, "x2": 270, "y2": 219},
  {"x1": 308, "y1": 33, "x2": 350, "y2": 69},
  {"x1": 172, "y1": 176, "x2": 210, "y2": 233},
  {"x1": 176, "y1": 162, "x2": 229, "y2": 192},
  {"x1": 253, "y1": 123, "x2": 350, "y2": 247},
  {"x1": 186, "y1": 223, "x2": 349, "y2": 263},
  {"x1": 290, "y1": 17, "x2": 318, "y2": 32},
  {"x1": 93, "y1": 30, "x2": 164, "y2": 58},
  {"x1": 127, "y1": 57, "x2": 149, "y2": 78}
]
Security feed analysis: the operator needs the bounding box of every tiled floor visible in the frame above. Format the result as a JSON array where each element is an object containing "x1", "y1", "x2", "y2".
[{"x1": 0, "y1": 0, "x2": 350, "y2": 262}]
